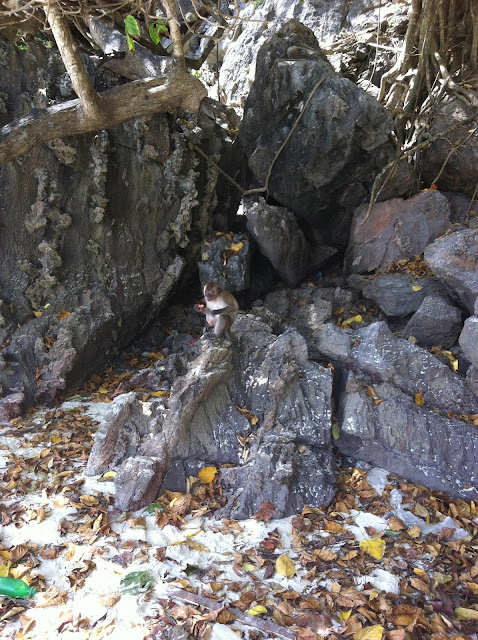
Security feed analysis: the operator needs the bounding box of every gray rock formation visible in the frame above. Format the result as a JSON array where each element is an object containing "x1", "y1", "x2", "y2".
[
  {"x1": 315, "y1": 321, "x2": 478, "y2": 415},
  {"x1": 359, "y1": 274, "x2": 448, "y2": 317},
  {"x1": 242, "y1": 197, "x2": 309, "y2": 287},
  {"x1": 403, "y1": 296, "x2": 463, "y2": 348},
  {"x1": 87, "y1": 315, "x2": 335, "y2": 517},
  {"x1": 425, "y1": 229, "x2": 478, "y2": 314},
  {"x1": 198, "y1": 233, "x2": 251, "y2": 292},
  {"x1": 337, "y1": 375, "x2": 478, "y2": 500},
  {"x1": 218, "y1": 0, "x2": 350, "y2": 109},
  {"x1": 344, "y1": 191, "x2": 451, "y2": 275},
  {"x1": 238, "y1": 20, "x2": 416, "y2": 246}
]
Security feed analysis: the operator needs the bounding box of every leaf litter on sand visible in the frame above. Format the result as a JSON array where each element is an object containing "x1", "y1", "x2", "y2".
[{"x1": 0, "y1": 354, "x2": 477, "y2": 639}]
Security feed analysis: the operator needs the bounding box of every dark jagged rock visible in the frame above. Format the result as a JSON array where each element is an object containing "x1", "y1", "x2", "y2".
[
  {"x1": 359, "y1": 274, "x2": 448, "y2": 317},
  {"x1": 239, "y1": 20, "x2": 416, "y2": 246},
  {"x1": 252, "y1": 286, "x2": 333, "y2": 339},
  {"x1": 242, "y1": 197, "x2": 309, "y2": 287},
  {"x1": 198, "y1": 233, "x2": 251, "y2": 292},
  {"x1": 344, "y1": 191, "x2": 450, "y2": 275},
  {"x1": 337, "y1": 375, "x2": 478, "y2": 501},
  {"x1": 403, "y1": 296, "x2": 463, "y2": 348},
  {"x1": 87, "y1": 315, "x2": 335, "y2": 517},
  {"x1": 425, "y1": 229, "x2": 478, "y2": 314}
]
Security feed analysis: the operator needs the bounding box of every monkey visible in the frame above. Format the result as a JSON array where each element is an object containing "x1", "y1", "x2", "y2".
[{"x1": 195, "y1": 282, "x2": 239, "y2": 341}]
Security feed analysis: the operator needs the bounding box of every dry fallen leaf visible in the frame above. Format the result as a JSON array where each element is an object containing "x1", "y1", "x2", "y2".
[
  {"x1": 414, "y1": 392, "x2": 425, "y2": 405},
  {"x1": 353, "y1": 624, "x2": 384, "y2": 640},
  {"x1": 276, "y1": 555, "x2": 296, "y2": 577}
]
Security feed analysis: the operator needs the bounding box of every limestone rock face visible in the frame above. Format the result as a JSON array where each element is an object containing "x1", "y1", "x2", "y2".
[
  {"x1": 238, "y1": 20, "x2": 416, "y2": 246},
  {"x1": 0, "y1": 42, "x2": 223, "y2": 405}
]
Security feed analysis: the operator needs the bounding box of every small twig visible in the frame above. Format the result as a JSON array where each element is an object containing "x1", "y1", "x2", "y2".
[{"x1": 169, "y1": 588, "x2": 297, "y2": 639}]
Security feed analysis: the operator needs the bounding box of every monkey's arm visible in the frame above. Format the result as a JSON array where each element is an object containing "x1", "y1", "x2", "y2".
[{"x1": 212, "y1": 305, "x2": 237, "y2": 315}]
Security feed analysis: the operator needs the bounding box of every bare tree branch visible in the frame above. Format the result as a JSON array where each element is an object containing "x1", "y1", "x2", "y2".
[{"x1": 44, "y1": 0, "x2": 102, "y2": 120}]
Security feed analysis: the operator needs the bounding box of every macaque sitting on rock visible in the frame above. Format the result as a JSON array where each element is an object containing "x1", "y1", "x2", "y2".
[{"x1": 195, "y1": 282, "x2": 239, "y2": 341}]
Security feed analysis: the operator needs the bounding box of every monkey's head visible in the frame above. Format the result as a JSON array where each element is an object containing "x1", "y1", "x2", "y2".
[{"x1": 204, "y1": 282, "x2": 220, "y2": 301}]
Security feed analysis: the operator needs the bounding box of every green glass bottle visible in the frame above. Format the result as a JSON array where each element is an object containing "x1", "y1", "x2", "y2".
[{"x1": 0, "y1": 577, "x2": 37, "y2": 598}]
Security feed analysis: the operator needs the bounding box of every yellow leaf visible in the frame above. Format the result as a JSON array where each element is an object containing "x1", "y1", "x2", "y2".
[
  {"x1": 51, "y1": 435, "x2": 61, "y2": 444},
  {"x1": 197, "y1": 466, "x2": 217, "y2": 484},
  {"x1": 415, "y1": 392, "x2": 425, "y2": 406},
  {"x1": 353, "y1": 624, "x2": 384, "y2": 640},
  {"x1": 187, "y1": 539, "x2": 210, "y2": 553},
  {"x1": 359, "y1": 538, "x2": 385, "y2": 561},
  {"x1": 411, "y1": 285, "x2": 423, "y2": 291},
  {"x1": 150, "y1": 390, "x2": 168, "y2": 397},
  {"x1": 250, "y1": 415, "x2": 259, "y2": 426},
  {"x1": 342, "y1": 315, "x2": 363, "y2": 327},
  {"x1": 340, "y1": 610, "x2": 352, "y2": 622},
  {"x1": 275, "y1": 555, "x2": 296, "y2": 577},
  {"x1": 33, "y1": 311, "x2": 43, "y2": 317},
  {"x1": 242, "y1": 563, "x2": 257, "y2": 572},
  {"x1": 98, "y1": 387, "x2": 109, "y2": 394},
  {"x1": 102, "y1": 471, "x2": 117, "y2": 479},
  {"x1": 0, "y1": 561, "x2": 11, "y2": 577},
  {"x1": 298, "y1": 445, "x2": 307, "y2": 453},
  {"x1": 247, "y1": 605, "x2": 267, "y2": 616},
  {"x1": 230, "y1": 242, "x2": 243, "y2": 252},
  {"x1": 455, "y1": 608, "x2": 478, "y2": 620}
]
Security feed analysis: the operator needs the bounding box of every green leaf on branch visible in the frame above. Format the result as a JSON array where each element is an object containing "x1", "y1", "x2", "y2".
[
  {"x1": 124, "y1": 15, "x2": 140, "y2": 52},
  {"x1": 149, "y1": 20, "x2": 168, "y2": 45}
]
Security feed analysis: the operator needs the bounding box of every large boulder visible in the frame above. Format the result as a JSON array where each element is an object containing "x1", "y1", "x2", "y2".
[
  {"x1": 359, "y1": 274, "x2": 448, "y2": 317},
  {"x1": 425, "y1": 229, "x2": 478, "y2": 314},
  {"x1": 218, "y1": 0, "x2": 350, "y2": 109},
  {"x1": 238, "y1": 20, "x2": 416, "y2": 246},
  {"x1": 344, "y1": 190, "x2": 451, "y2": 275}
]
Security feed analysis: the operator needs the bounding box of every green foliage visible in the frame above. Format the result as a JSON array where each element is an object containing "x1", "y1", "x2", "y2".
[
  {"x1": 331, "y1": 422, "x2": 340, "y2": 440},
  {"x1": 120, "y1": 571, "x2": 155, "y2": 594},
  {"x1": 143, "y1": 502, "x2": 164, "y2": 514},
  {"x1": 124, "y1": 15, "x2": 140, "y2": 52},
  {"x1": 149, "y1": 20, "x2": 168, "y2": 45}
]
